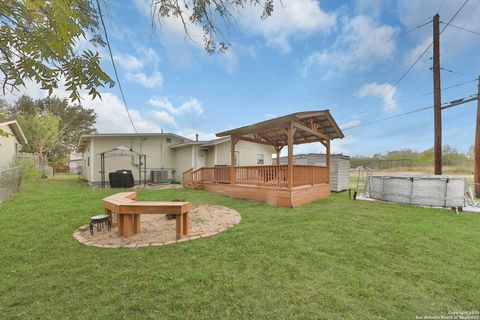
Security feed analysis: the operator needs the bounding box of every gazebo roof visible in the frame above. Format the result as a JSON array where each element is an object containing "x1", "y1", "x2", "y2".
[
  {"x1": 98, "y1": 145, "x2": 146, "y2": 157},
  {"x1": 216, "y1": 110, "x2": 343, "y2": 147}
]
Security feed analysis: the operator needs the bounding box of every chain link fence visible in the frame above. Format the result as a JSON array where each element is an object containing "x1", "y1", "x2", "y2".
[{"x1": 0, "y1": 167, "x2": 21, "y2": 202}]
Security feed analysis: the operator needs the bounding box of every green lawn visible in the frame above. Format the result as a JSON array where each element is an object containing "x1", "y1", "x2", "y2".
[{"x1": 1, "y1": 175, "x2": 479, "y2": 319}]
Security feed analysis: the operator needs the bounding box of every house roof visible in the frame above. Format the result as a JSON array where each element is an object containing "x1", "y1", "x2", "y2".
[
  {"x1": 216, "y1": 110, "x2": 344, "y2": 147},
  {"x1": 0, "y1": 119, "x2": 28, "y2": 144},
  {"x1": 198, "y1": 137, "x2": 230, "y2": 147},
  {"x1": 170, "y1": 137, "x2": 232, "y2": 149},
  {"x1": 77, "y1": 133, "x2": 191, "y2": 153},
  {"x1": 169, "y1": 141, "x2": 206, "y2": 149}
]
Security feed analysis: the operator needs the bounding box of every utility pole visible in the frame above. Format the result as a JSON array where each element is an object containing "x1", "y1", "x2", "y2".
[
  {"x1": 475, "y1": 77, "x2": 480, "y2": 198},
  {"x1": 433, "y1": 13, "x2": 442, "y2": 175}
]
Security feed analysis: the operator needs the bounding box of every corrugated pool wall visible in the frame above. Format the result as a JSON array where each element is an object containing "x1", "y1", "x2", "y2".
[{"x1": 365, "y1": 175, "x2": 466, "y2": 207}]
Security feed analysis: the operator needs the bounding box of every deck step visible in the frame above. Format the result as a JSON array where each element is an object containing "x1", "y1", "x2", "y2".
[{"x1": 183, "y1": 183, "x2": 201, "y2": 190}]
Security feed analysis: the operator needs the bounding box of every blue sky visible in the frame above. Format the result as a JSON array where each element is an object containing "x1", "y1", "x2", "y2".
[{"x1": 6, "y1": 0, "x2": 480, "y2": 156}]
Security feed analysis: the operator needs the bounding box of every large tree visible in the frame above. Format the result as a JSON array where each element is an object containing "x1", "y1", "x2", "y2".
[{"x1": 4, "y1": 95, "x2": 97, "y2": 164}]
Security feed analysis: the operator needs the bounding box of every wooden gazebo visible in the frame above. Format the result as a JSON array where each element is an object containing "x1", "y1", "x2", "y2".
[{"x1": 182, "y1": 110, "x2": 344, "y2": 207}]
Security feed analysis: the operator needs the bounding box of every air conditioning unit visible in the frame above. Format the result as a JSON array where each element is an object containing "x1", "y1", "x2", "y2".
[{"x1": 150, "y1": 170, "x2": 168, "y2": 184}]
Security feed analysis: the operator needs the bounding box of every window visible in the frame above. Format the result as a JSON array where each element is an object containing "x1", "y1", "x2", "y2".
[
  {"x1": 257, "y1": 153, "x2": 264, "y2": 165},
  {"x1": 234, "y1": 151, "x2": 240, "y2": 166},
  {"x1": 87, "y1": 157, "x2": 90, "y2": 167}
]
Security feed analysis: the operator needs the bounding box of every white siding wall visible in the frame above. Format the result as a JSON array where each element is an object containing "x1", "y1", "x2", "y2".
[
  {"x1": 0, "y1": 125, "x2": 18, "y2": 169},
  {"x1": 81, "y1": 142, "x2": 89, "y2": 181},
  {"x1": 79, "y1": 136, "x2": 275, "y2": 185},
  {"x1": 205, "y1": 147, "x2": 215, "y2": 166},
  {"x1": 85, "y1": 135, "x2": 184, "y2": 184},
  {"x1": 215, "y1": 140, "x2": 274, "y2": 166},
  {"x1": 175, "y1": 146, "x2": 193, "y2": 182}
]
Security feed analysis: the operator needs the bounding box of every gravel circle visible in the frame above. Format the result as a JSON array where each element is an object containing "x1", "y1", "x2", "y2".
[{"x1": 73, "y1": 205, "x2": 240, "y2": 248}]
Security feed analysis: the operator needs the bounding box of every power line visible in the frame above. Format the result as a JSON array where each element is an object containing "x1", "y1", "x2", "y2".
[
  {"x1": 95, "y1": 0, "x2": 138, "y2": 133},
  {"x1": 440, "y1": 67, "x2": 475, "y2": 78},
  {"x1": 362, "y1": 0, "x2": 470, "y2": 113},
  {"x1": 441, "y1": 0, "x2": 480, "y2": 59},
  {"x1": 337, "y1": 78, "x2": 477, "y2": 122},
  {"x1": 441, "y1": 22, "x2": 480, "y2": 36},
  {"x1": 440, "y1": 0, "x2": 470, "y2": 30},
  {"x1": 343, "y1": 94, "x2": 478, "y2": 131}
]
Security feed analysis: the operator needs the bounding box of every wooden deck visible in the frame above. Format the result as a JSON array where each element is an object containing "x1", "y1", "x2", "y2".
[{"x1": 183, "y1": 165, "x2": 330, "y2": 207}]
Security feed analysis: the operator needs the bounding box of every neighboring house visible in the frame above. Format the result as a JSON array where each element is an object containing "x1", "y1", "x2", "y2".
[
  {"x1": 69, "y1": 152, "x2": 83, "y2": 174},
  {"x1": 0, "y1": 119, "x2": 27, "y2": 169},
  {"x1": 77, "y1": 133, "x2": 274, "y2": 186}
]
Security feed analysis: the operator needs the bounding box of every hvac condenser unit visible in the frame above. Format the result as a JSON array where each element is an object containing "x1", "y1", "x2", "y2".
[{"x1": 150, "y1": 170, "x2": 168, "y2": 184}]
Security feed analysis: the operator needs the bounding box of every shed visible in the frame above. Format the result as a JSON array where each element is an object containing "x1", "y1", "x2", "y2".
[{"x1": 279, "y1": 153, "x2": 350, "y2": 192}]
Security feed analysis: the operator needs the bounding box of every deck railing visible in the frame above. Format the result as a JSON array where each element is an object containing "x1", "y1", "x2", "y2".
[
  {"x1": 182, "y1": 168, "x2": 194, "y2": 185},
  {"x1": 185, "y1": 165, "x2": 329, "y2": 189},
  {"x1": 236, "y1": 165, "x2": 288, "y2": 188}
]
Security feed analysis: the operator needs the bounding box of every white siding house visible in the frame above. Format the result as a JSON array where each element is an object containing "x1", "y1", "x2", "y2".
[
  {"x1": 0, "y1": 119, "x2": 27, "y2": 169},
  {"x1": 77, "y1": 133, "x2": 274, "y2": 186}
]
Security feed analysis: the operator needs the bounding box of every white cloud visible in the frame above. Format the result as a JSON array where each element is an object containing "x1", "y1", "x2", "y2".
[
  {"x1": 403, "y1": 37, "x2": 432, "y2": 68},
  {"x1": 240, "y1": 0, "x2": 336, "y2": 53},
  {"x1": 331, "y1": 136, "x2": 355, "y2": 154},
  {"x1": 302, "y1": 15, "x2": 398, "y2": 77},
  {"x1": 398, "y1": 0, "x2": 480, "y2": 67},
  {"x1": 221, "y1": 49, "x2": 238, "y2": 74},
  {"x1": 355, "y1": 0, "x2": 383, "y2": 18},
  {"x1": 277, "y1": 135, "x2": 355, "y2": 156},
  {"x1": 148, "y1": 97, "x2": 203, "y2": 116},
  {"x1": 125, "y1": 71, "x2": 163, "y2": 88},
  {"x1": 81, "y1": 92, "x2": 164, "y2": 133},
  {"x1": 356, "y1": 82, "x2": 397, "y2": 112},
  {"x1": 148, "y1": 110, "x2": 176, "y2": 126},
  {"x1": 113, "y1": 53, "x2": 144, "y2": 71},
  {"x1": 133, "y1": 0, "x2": 206, "y2": 46},
  {"x1": 114, "y1": 47, "x2": 163, "y2": 88},
  {"x1": 133, "y1": 0, "x2": 240, "y2": 72},
  {"x1": 176, "y1": 128, "x2": 217, "y2": 141},
  {"x1": 340, "y1": 119, "x2": 361, "y2": 129}
]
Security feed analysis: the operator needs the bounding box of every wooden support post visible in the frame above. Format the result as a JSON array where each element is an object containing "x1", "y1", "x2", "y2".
[
  {"x1": 118, "y1": 214, "x2": 124, "y2": 236},
  {"x1": 433, "y1": 13, "x2": 442, "y2": 175},
  {"x1": 230, "y1": 136, "x2": 237, "y2": 185},
  {"x1": 176, "y1": 213, "x2": 184, "y2": 240},
  {"x1": 182, "y1": 212, "x2": 189, "y2": 235},
  {"x1": 275, "y1": 146, "x2": 283, "y2": 165},
  {"x1": 326, "y1": 139, "x2": 330, "y2": 184},
  {"x1": 133, "y1": 215, "x2": 141, "y2": 234},
  {"x1": 122, "y1": 214, "x2": 133, "y2": 238},
  {"x1": 287, "y1": 123, "x2": 294, "y2": 189},
  {"x1": 326, "y1": 140, "x2": 330, "y2": 168},
  {"x1": 475, "y1": 77, "x2": 480, "y2": 198}
]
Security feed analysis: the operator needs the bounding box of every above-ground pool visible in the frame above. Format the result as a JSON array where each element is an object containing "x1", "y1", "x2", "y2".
[{"x1": 365, "y1": 174, "x2": 466, "y2": 208}]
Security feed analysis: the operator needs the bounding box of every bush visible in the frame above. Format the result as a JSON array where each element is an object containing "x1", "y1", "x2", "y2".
[{"x1": 19, "y1": 159, "x2": 41, "y2": 182}]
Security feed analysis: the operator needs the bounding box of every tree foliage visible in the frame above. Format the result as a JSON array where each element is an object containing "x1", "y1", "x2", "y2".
[
  {"x1": 151, "y1": 0, "x2": 275, "y2": 53},
  {"x1": 4, "y1": 95, "x2": 97, "y2": 165},
  {"x1": 351, "y1": 146, "x2": 473, "y2": 171},
  {"x1": 17, "y1": 113, "x2": 60, "y2": 166},
  {"x1": 0, "y1": 0, "x2": 114, "y2": 101}
]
